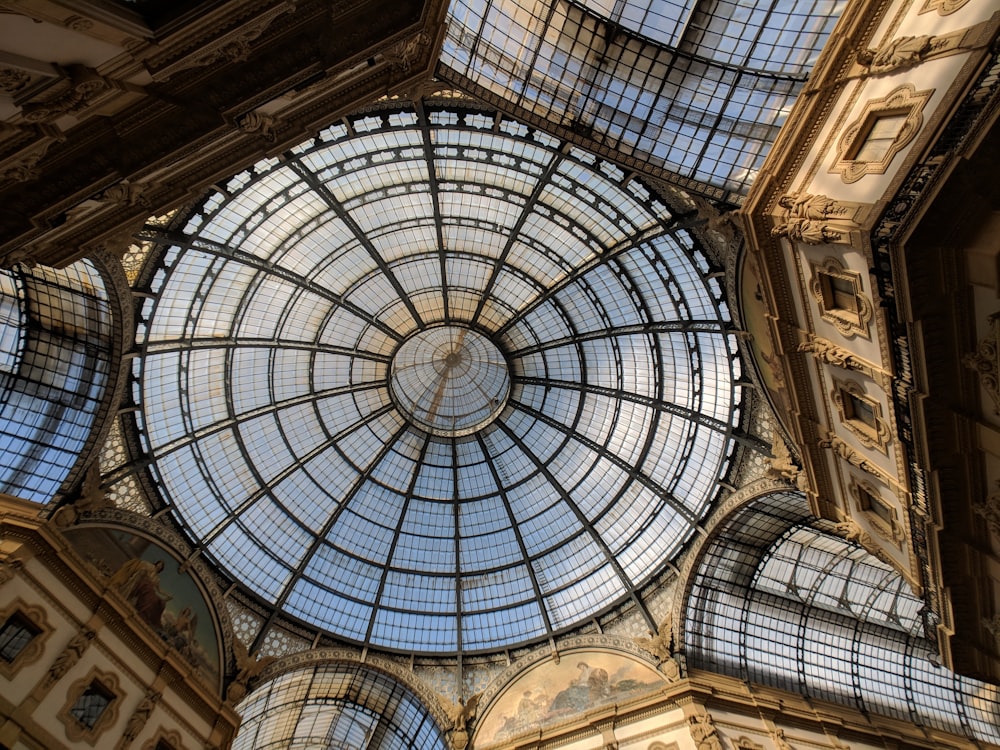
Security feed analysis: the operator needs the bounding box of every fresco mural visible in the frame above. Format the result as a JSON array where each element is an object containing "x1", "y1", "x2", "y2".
[
  {"x1": 65, "y1": 527, "x2": 221, "y2": 688},
  {"x1": 475, "y1": 650, "x2": 663, "y2": 745}
]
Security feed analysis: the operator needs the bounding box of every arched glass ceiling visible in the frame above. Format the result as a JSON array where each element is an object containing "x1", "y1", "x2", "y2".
[
  {"x1": 134, "y1": 103, "x2": 741, "y2": 654},
  {"x1": 0, "y1": 261, "x2": 113, "y2": 502},
  {"x1": 441, "y1": 0, "x2": 842, "y2": 196},
  {"x1": 234, "y1": 664, "x2": 447, "y2": 750},
  {"x1": 684, "y1": 491, "x2": 1000, "y2": 744}
]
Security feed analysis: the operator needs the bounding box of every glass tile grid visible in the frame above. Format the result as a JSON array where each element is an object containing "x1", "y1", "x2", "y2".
[
  {"x1": 441, "y1": 0, "x2": 841, "y2": 194},
  {"x1": 0, "y1": 261, "x2": 112, "y2": 502},
  {"x1": 685, "y1": 491, "x2": 1000, "y2": 745},
  {"x1": 137, "y1": 102, "x2": 740, "y2": 654}
]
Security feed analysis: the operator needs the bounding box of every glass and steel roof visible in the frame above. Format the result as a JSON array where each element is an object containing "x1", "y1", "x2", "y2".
[
  {"x1": 133, "y1": 102, "x2": 741, "y2": 654},
  {"x1": 441, "y1": 0, "x2": 842, "y2": 196}
]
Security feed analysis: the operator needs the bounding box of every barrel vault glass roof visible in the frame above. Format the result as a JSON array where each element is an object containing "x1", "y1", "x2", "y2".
[
  {"x1": 440, "y1": 0, "x2": 843, "y2": 197},
  {"x1": 132, "y1": 102, "x2": 743, "y2": 654}
]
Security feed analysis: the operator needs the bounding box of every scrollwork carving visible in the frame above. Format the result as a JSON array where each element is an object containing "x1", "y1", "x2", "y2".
[{"x1": 964, "y1": 314, "x2": 1000, "y2": 414}]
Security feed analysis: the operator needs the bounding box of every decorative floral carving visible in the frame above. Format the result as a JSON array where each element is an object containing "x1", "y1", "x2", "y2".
[
  {"x1": 63, "y1": 15, "x2": 94, "y2": 32},
  {"x1": 20, "y1": 66, "x2": 112, "y2": 123},
  {"x1": 778, "y1": 192, "x2": 854, "y2": 221},
  {"x1": 919, "y1": 0, "x2": 970, "y2": 14},
  {"x1": 0, "y1": 67, "x2": 30, "y2": 94},
  {"x1": 964, "y1": 314, "x2": 1000, "y2": 414},
  {"x1": 148, "y1": 2, "x2": 296, "y2": 81}
]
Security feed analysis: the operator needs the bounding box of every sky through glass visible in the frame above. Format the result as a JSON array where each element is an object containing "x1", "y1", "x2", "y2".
[{"x1": 133, "y1": 102, "x2": 742, "y2": 654}]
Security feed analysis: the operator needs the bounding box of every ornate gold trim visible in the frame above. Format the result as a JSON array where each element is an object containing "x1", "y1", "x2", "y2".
[{"x1": 831, "y1": 84, "x2": 933, "y2": 183}]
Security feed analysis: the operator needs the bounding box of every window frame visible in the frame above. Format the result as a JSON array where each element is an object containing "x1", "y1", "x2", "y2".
[
  {"x1": 0, "y1": 600, "x2": 50, "y2": 679},
  {"x1": 59, "y1": 667, "x2": 122, "y2": 745},
  {"x1": 831, "y1": 84, "x2": 933, "y2": 182},
  {"x1": 809, "y1": 257, "x2": 874, "y2": 338}
]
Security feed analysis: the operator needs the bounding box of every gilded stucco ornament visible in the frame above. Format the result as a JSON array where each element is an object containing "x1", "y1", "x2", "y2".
[{"x1": 383, "y1": 31, "x2": 432, "y2": 73}]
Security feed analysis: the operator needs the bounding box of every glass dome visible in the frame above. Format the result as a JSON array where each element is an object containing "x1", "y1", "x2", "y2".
[{"x1": 133, "y1": 102, "x2": 741, "y2": 654}]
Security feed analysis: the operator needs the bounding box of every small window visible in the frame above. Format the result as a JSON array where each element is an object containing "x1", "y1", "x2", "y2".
[
  {"x1": 821, "y1": 273, "x2": 860, "y2": 314},
  {"x1": 843, "y1": 390, "x2": 878, "y2": 430},
  {"x1": 70, "y1": 680, "x2": 115, "y2": 729},
  {"x1": 0, "y1": 612, "x2": 41, "y2": 663},
  {"x1": 861, "y1": 487, "x2": 895, "y2": 526},
  {"x1": 831, "y1": 84, "x2": 933, "y2": 182},
  {"x1": 852, "y1": 113, "x2": 908, "y2": 162},
  {"x1": 810, "y1": 258, "x2": 873, "y2": 338}
]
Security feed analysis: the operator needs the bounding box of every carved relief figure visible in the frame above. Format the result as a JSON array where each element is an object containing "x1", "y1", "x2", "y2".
[
  {"x1": 771, "y1": 218, "x2": 843, "y2": 245},
  {"x1": 858, "y1": 35, "x2": 935, "y2": 72},
  {"x1": 689, "y1": 710, "x2": 723, "y2": 750},
  {"x1": 117, "y1": 690, "x2": 160, "y2": 749},
  {"x1": 778, "y1": 192, "x2": 851, "y2": 220},
  {"x1": 798, "y1": 336, "x2": 852, "y2": 368},
  {"x1": 44, "y1": 629, "x2": 95, "y2": 686}
]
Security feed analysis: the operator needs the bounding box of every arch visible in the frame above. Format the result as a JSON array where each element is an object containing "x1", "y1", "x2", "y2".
[
  {"x1": 234, "y1": 659, "x2": 449, "y2": 750},
  {"x1": 680, "y1": 489, "x2": 1000, "y2": 743}
]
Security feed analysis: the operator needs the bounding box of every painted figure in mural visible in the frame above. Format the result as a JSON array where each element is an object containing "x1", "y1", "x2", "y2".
[{"x1": 110, "y1": 558, "x2": 171, "y2": 627}]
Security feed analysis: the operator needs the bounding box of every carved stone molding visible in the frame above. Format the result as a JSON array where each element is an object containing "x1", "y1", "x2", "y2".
[
  {"x1": 20, "y1": 66, "x2": 118, "y2": 124},
  {"x1": 797, "y1": 333, "x2": 882, "y2": 379},
  {"x1": 687, "y1": 708, "x2": 722, "y2": 750},
  {"x1": 973, "y1": 485, "x2": 1000, "y2": 537},
  {"x1": 383, "y1": 30, "x2": 432, "y2": 72},
  {"x1": 237, "y1": 111, "x2": 281, "y2": 142},
  {"x1": 831, "y1": 84, "x2": 933, "y2": 183},
  {"x1": 147, "y1": 1, "x2": 297, "y2": 82},
  {"x1": 963, "y1": 314, "x2": 1000, "y2": 414},
  {"x1": 777, "y1": 192, "x2": 864, "y2": 223},
  {"x1": 818, "y1": 432, "x2": 899, "y2": 489},
  {"x1": 116, "y1": 689, "x2": 160, "y2": 750},
  {"x1": 44, "y1": 627, "x2": 97, "y2": 688}
]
